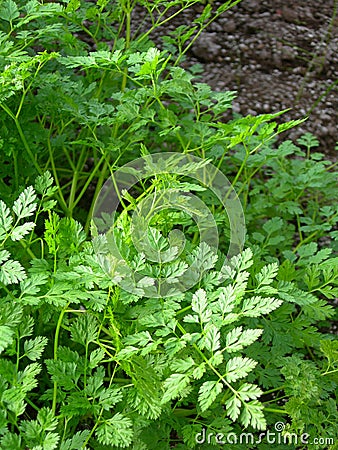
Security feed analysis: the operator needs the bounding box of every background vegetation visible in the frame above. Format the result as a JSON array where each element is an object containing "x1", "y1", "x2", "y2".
[{"x1": 0, "y1": 1, "x2": 337, "y2": 449}]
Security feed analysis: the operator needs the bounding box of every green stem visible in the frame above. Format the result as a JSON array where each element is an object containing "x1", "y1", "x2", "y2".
[
  {"x1": 0, "y1": 103, "x2": 42, "y2": 174},
  {"x1": 25, "y1": 397, "x2": 40, "y2": 412},
  {"x1": 174, "y1": 408, "x2": 197, "y2": 417},
  {"x1": 137, "y1": 1, "x2": 200, "y2": 46},
  {"x1": 120, "y1": 0, "x2": 132, "y2": 92},
  {"x1": 263, "y1": 407, "x2": 287, "y2": 414},
  {"x1": 82, "y1": 362, "x2": 119, "y2": 448},
  {"x1": 263, "y1": 385, "x2": 285, "y2": 395},
  {"x1": 322, "y1": 368, "x2": 338, "y2": 376},
  {"x1": 0, "y1": 281, "x2": 16, "y2": 299},
  {"x1": 19, "y1": 239, "x2": 37, "y2": 259},
  {"x1": 72, "y1": 153, "x2": 107, "y2": 209},
  {"x1": 84, "y1": 160, "x2": 109, "y2": 234},
  {"x1": 52, "y1": 304, "x2": 70, "y2": 415},
  {"x1": 46, "y1": 130, "x2": 69, "y2": 214},
  {"x1": 176, "y1": 321, "x2": 237, "y2": 397}
]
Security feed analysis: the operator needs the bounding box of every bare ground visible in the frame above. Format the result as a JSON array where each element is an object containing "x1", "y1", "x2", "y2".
[{"x1": 134, "y1": 0, "x2": 338, "y2": 156}]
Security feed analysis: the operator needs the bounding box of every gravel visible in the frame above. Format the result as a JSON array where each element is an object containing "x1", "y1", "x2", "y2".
[{"x1": 131, "y1": 0, "x2": 338, "y2": 156}]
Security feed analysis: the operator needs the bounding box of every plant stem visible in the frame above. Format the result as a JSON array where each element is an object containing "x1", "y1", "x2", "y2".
[
  {"x1": 52, "y1": 304, "x2": 70, "y2": 415},
  {"x1": 84, "y1": 159, "x2": 109, "y2": 234},
  {"x1": 263, "y1": 407, "x2": 287, "y2": 414}
]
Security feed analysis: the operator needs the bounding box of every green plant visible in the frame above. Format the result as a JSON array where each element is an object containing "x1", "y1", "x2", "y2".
[
  {"x1": 0, "y1": 1, "x2": 337, "y2": 449},
  {"x1": 0, "y1": 0, "x2": 241, "y2": 231},
  {"x1": 1, "y1": 158, "x2": 337, "y2": 448}
]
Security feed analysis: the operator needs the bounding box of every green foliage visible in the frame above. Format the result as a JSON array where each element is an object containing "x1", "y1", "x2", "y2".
[
  {"x1": 0, "y1": 0, "x2": 337, "y2": 449},
  {"x1": 1, "y1": 182, "x2": 337, "y2": 448}
]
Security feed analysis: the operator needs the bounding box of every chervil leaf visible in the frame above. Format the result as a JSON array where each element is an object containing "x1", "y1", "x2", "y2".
[
  {"x1": 198, "y1": 380, "x2": 222, "y2": 412},
  {"x1": 34, "y1": 170, "x2": 55, "y2": 195},
  {"x1": 41, "y1": 432, "x2": 60, "y2": 450},
  {"x1": 96, "y1": 413, "x2": 133, "y2": 447},
  {"x1": 161, "y1": 373, "x2": 191, "y2": 403},
  {"x1": 37, "y1": 407, "x2": 58, "y2": 430},
  {"x1": 255, "y1": 263, "x2": 279, "y2": 287},
  {"x1": 190, "y1": 288, "x2": 212, "y2": 323},
  {"x1": 225, "y1": 395, "x2": 241, "y2": 421},
  {"x1": 20, "y1": 273, "x2": 49, "y2": 297},
  {"x1": 241, "y1": 296, "x2": 282, "y2": 317},
  {"x1": 127, "y1": 356, "x2": 163, "y2": 420},
  {"x1": 60, "y1": 392, "x2": 92, "y2": 417},
  {"x1": 59, "y1": 431, "x2": 90, "y2": 450},
  {"x1": 0, "y1": 200, "x2": 13, "y2": 240},
  {"x1": 12, "y1": 186, "x2": 37, "y2": 219},
  {"x1": 23, "y1": 336, "x2": 48, "y2": 361},
  {"x1": 0, "y1": 432, "x2": 22, "y2": 449},
  {"x1": 0, "y1": 259, "x2": 26, "y2": 285},
  {"x1": 0, "y1": 249, "x2": 10, "y2": 264},
  {"x1": 124, "y1": 331, "x2": 153, "y2": 347},
  {"x1": 17, "y1": 362, "x2": 42, "y2": 393},
  {"x1": 297, "y1": 132, "x2": 319, "y2": 149},
  {"x1": 99, "y1": 387, "x2": 123, "y2": 411},
  {"x1": 70, "y1": 314, "x2": 99, "y2": 347},
  {"x1": 229, "y1": 248, "x2": 253, "y2": 272},
  {"x1": 192, "y1": 363, "x2": 206, "y2": 380},
  {"x1": 241, "y1": 400, "x2": 267, "y2": 430},
  {"x1": 225, "y1": 356, "x2": 257, "y2": 383},
  {"x1": 0, "y1": 325, "x2": 14, "y2": 354},
  {"x1": 320, "y1": 339, "x2": 338, "y2": 368},
  {"x1": 213, "y1": 285, "x2": 236, "y2": 315},
  {"x1": 237, "y1": 383, "x2": 262, "y2": 401},
  {"x1": 202, "y1": 324, "x2": 220, "y2": 352},
  {"x1": 45, "y1": 360, "x2": 79, "y2": 390},
  {"x1": 0, "y1": 0, "x2": 19, "y2": 22},
  {"x1": 225, "y1": 327, "x2": 263, "y2": 352},
  {"x1": 171, "y1": 357, "x2": 195, "y2": 373},
  {"x1": 10, "y1": 222, "x2": 35, "y2": 241},
  {"x1": 19, "y1": 316, "x2": 34, "y2": 339},
  {"x1": 88, "y1": 348, "x2": 105, "y2": 369}
]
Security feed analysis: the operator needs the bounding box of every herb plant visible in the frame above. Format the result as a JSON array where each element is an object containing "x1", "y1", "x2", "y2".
[{"x1": 0, "y1": 1, "x2": 337, "y2": 449}]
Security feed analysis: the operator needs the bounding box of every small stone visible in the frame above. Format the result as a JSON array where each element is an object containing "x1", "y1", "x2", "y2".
[
  {"x1": 222, "y1": 19, "x2": 236, "y2": 33},
  {"x1": 238, "y1": 43, "x2": 249, "y2": 51},
  {"x1": 257, "y1": 49, "x2": 271, "y2": 62},
  {"x1": 281, "y1": 6, "x2": 299, "y2": 23},
  {"x1": 281, "y1": 46, "x2": 297, "y2": 61},
  {"x1": 242, "y1": 0, "x2": 260, "y2": 13},
  {"x1": 210, "y1": 22, "x2": 223, "y2": 33},
  {"x1": 191, "y1": 32, "x2": 221, "y2": 62}
]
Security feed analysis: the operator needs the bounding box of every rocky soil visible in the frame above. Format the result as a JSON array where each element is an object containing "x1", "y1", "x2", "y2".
[{"x1": 133, "y1": 0, "x2": 338, "y2": 155}]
